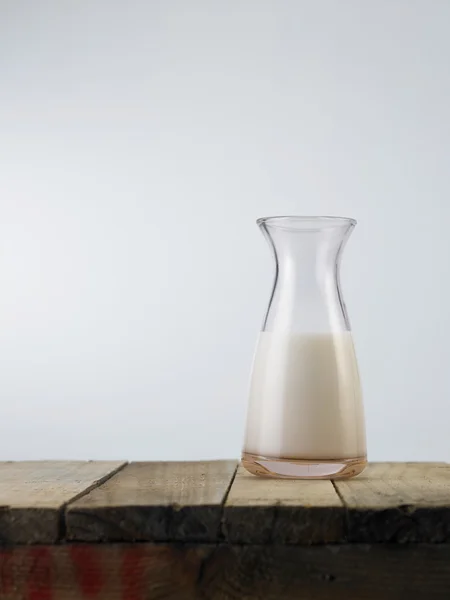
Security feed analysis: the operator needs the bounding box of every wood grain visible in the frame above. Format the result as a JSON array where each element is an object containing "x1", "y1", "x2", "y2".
[
  {"x1": 200, "y1": 543, "x2": 450, "y2": 600},
  {"x1": 223, "y1": 465, "x2": 345, "y2": 543},
  {"x1": 0, "y1": 544, "x2": 204, "y2": 600},
  {"x1": 4, "y1": 461, "x2": 450, "y2": 546},
  {"x1": 2, "y1": 543, "x2": 450, "y2": 600},
  {"x1": 335, "y1": 462, "x2": 450, "y2": 542},
  {"x1": 66, "y1": 461, "x2": 237, "y2": 543},
  {"x1": 0, "y1": 461, "x2": 125, "y2": 544}
]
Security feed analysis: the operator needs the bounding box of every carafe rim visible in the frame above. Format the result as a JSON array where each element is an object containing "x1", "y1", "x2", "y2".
[{"x1": 257, "y1": 215, "x2": 357, "y2": 231}]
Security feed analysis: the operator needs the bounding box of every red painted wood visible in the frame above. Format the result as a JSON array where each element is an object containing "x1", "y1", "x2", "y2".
[
  {"x1": 0, "y1": 549, "x2": 14, "y2": 595},
  {"x1": 121, "y1": 546, "x2": 145, "y2": 600},
  {"x1": 69, "y1": 546, "x2": 104, "y2": 597},
  {"x1": 27, "y1": 547, "x2": 52, "y2": 600},
  {"x1": 0, "y1": 543, "x2": 203, "y2": 599}
]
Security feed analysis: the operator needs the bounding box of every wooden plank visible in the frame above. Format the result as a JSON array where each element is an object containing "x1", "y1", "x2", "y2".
[
  {"x1": 2, "y1": 543, "x2": 450, "y2": 599},
  {"x1": 335, "y1": 462, "x2": 450, "y2": 542},
  {"x1": 0, "y1": 461, "x2": 125, "y2": 544},
  {"x1": 223, "y1": 465, "x2": 345, "y2": 543},
  {"x1": 66, "y1": 461, "x2": 237, "y2": 543},
  {"x1": 201, "y1": 543, "x2": 450, "y2": 600},
  {"x1": 0, "y1": 544, "x2": 204, "y2": 600},
  {"x1": 353, "y1": 462, "x2": 447, "y2": 479}
]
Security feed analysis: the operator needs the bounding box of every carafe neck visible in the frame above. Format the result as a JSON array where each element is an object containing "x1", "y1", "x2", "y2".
[{"x1": 258, "y1": 216, "x2": 355, "y2": 333}]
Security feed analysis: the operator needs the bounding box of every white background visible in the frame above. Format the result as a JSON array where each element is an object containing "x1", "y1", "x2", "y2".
[{"x1": 1, "y1": 0, "x2": 449, "y2": 461}]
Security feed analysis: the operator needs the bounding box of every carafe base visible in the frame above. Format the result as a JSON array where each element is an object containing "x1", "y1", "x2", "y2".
[{"x1": 241, "y1": 452, "x2": 367, "y2": 479}]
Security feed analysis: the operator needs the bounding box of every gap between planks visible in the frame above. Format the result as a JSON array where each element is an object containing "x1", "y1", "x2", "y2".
[
  {"x1": 59, "y1": 461, "x2": 129, "y2": 542},
  {"x1": 223, "y1": 465, "x2": 345, "y2": 544},
  {"x1": 217, "y1": 463, "x2": 239, "y2": 540},
  {"x1": 65, "y1": 461, "x2": 239, "y2": 543}
]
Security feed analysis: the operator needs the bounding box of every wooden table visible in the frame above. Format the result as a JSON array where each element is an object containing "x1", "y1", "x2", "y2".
[{"x1": 1, "y1": 461, "x2": 450, "y2": 599}]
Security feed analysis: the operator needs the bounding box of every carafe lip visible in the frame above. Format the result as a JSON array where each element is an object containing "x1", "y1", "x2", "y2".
[{"x1": 257, "y1": 215, "x2": 357, "y2": 231}]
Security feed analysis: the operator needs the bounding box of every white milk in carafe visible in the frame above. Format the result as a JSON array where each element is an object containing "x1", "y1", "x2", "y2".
[{"x1": 243, "y1": 331, "x2": 366, "y2": 460}]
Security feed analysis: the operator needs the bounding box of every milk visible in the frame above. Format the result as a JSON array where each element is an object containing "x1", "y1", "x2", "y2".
[{"x1": 243, "y1": 332, "x2": 366, "y2": 460}]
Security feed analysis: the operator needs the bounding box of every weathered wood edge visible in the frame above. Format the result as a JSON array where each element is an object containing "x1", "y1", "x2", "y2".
[
  {"x1": 224, "y1": 465, "x2": 345, "y2": 544},
  {"x1": 4, "y1": 461, "x2": 450, "y2": 545},
  {"x1": 66, "y1": 461, "x2": 239, "y2": 544},
  {"x1": 0, "y1": 462, "x2": 128, "y2": 545},
  {"x1": 333, "y1": 463, "x2": 450, "y2": 543}
]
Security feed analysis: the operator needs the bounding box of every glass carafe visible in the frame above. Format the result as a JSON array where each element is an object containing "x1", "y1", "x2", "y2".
[{"x1": 242, "y1": 216, "x2": 367, "y2": 479}]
